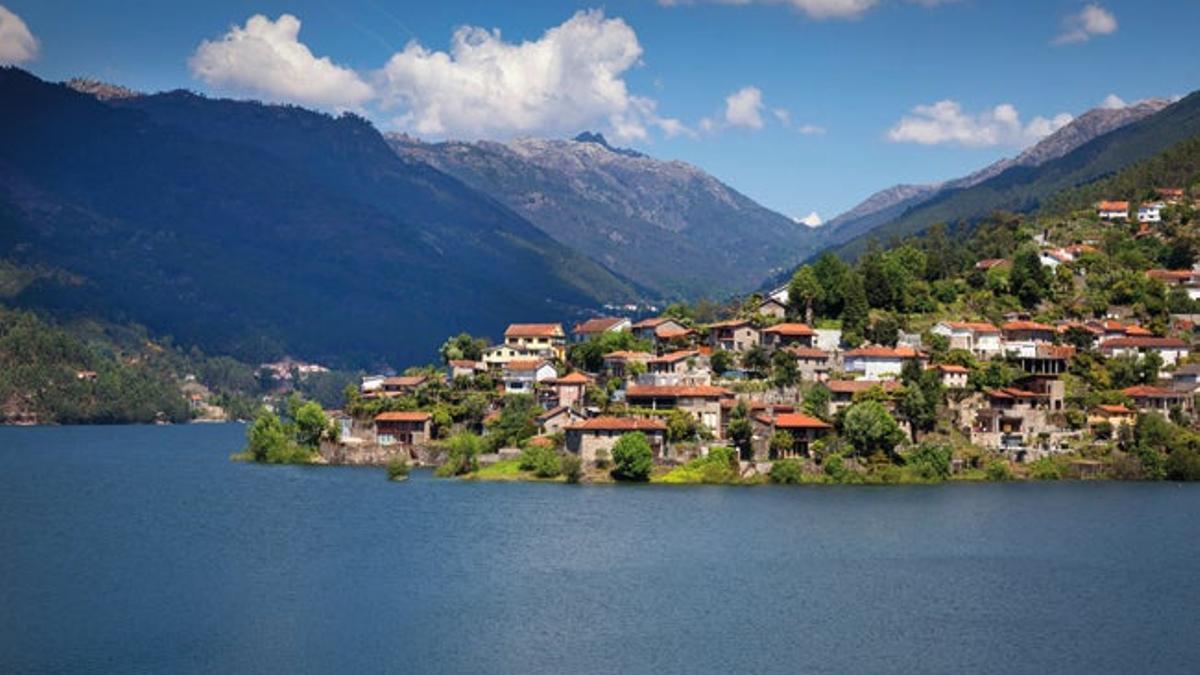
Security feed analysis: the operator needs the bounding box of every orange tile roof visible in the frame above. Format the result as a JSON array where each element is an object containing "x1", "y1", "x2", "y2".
[
  {"x1": 631, "y1": 317, "x2": 673, "y2": 329},
  {"x1": 626, "y1": 384, "x2": 731, "y2": 399},
  {"x1": 768, "y1": 412, "x2": 832, "y2": 429},
  {"x1": 1094, "y1": 404, "x2": 1135, "y2": 415},
  {"x1": 572, "y1": 317, "x2": 626, "y2": 334},
  {"x1": 603, "y1": 350, "x2": 654, "y2": 361},
  {"x1": 656, "y1": 326, "x2": 695, "y2": 339},
  {"x1": 383, "y1": 375, "x2": 428, "y2": 387},
  {"x1": 974, "y1": 258, "x2": 1008, "y2": 270},
  {"x1": 1147, "y1": 269, "x2": 1196, "y2": 282},
  {"x1": 941, "y1": 321, "x2": 1001, "y2": 333},
  {"x1": 786, "y1": 347, "x2": 831, "y2": 359},
  {"x1": 504, "y1": 359, "x2": 548, "y2": 371},
  {"x1": 448, "y1": 359, "x2": 480, "y2": 368},
  {"x1": 1001, "y1": 320, "x2": 1055, "y2": 332},
  {"x1": 844, "y1": 346, "x2": 920, "y2": 359},
  {"x1": 707, "y1": 318, "x2": 754, "y2": 329},
  {"x1": 649, "y1": 349, "x2": 699, "y2": 364},
  {"x1": 566, "y1": 416, "x2": 668, "y2": 431},
  {"x1": 1122, "y1": 385, "x2": 1187, "y2": 398},
  {"x1": 554, "y1": 372, "x2": 591, "y2": 384},
  {"x1": 375, "y1": 411, "x2": 431, "y2": 422},
  {"x1": 932, "y1": 364, "x2": 969, "y2": 373},
  {"x1": 1097, "y1": 200, "x2": 1130, "y2": 211},
  {"x1": 1102, "y1": 337, "x2": 1189, "y2": 349},
  {"x1": 504, "y1": 323, "x2": 563, "y2": 338},
  {"x1": 762, "y1": 323, "x2": 815, "y2": 336}
]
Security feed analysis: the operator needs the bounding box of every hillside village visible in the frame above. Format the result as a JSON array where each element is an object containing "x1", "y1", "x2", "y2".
[{"x1": 296, "y1": 185, "x2": 1200, "y2": 483}]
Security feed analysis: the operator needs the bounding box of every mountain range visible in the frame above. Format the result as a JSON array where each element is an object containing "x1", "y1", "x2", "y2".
[{"x1": 388, "y1": 132, "x2": 826, "y2": 299}]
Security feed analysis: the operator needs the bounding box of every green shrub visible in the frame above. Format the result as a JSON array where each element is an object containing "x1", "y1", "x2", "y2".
[
  {"x1": 1166, "y1": 447, "x2": 1200, "y2": 481},
  {"x1": 519, "y1": 443, "x2": 561, "y2": 477},
  {"x1": 386, "y1": 457, "x2": 411, "y2": 481},
  {"x1": 1029, "y1": 456, "x2": 1064, "y2": 480},
  {"x1": 769, "y1": 458, "x2": 805, "y2": 484},
  {"x1": 436, "y1": 432, "x2": 484, "y2": 477},
  {"x1": 985, "y1": 459, "x2": 1013, "y2": 481},
  {"x1": 611, "y1": 432, "x2": 654, "y2": 482},
  {"x1": 823, "y1": 454, "x2": 848, "y2": 482},
  {"x1": 561, "y1": 453, "x2": 583, "y2": 483},
  {"x1": 904, "y1": 442, "x2": 952, "y2": 481}
]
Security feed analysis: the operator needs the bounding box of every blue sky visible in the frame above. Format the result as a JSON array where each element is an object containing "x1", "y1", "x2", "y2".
[{"x1": 4, "y1": 1, "x2": 1200, "y2": 221}]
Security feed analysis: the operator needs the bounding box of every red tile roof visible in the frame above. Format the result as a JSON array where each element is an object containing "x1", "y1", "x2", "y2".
[
  {"x1": 1122, "y1": 385, "x2": 1187, "y2": 398},
  {"x1": 762, "y1": 322, "x2": 815, "y2": 336},
  {"x1": 656, "y1": 326, "x2": 695, "y2": 339},
  {"x1": 631, "y1": 317, "x2": 673, "y2": 329},
  {"x1": 504, "y1": 323, "x2": 563, "y2": 338},
  {"x1": 1097, "y1": 200, "x2": 1130, "y2": 211},
  {"x1": 706, "y1": 318, "x2": 754, "y2": 329},
  {"x1": 504, "y1": 359, "x2": 549, "y2": 371},
  {"x1": 554, "y1": 372, "x2": 591, "y2": 384},
  {"x1": 375, "y1": 411, "x2": 431, "y2": 422},
  {"x1": 448, "y1": 359, "x2": 479, "y2": 368},
  {"x1": 572, "y1": 317, "x2": 627, "y2": 334},
  {"x1": 383, "y1": 375, "x2": 428, "y2": 387},
  {"x1": 603, "y1": 350, "x2": 654, "y2": 361},
  {"x1": 786, "y1": 346, "x2": 831, "y2": 359},
  {"x1": 1001, "y1": 320, "x2": 1055, "y2": 332},
  {"x1": 941, "y1": 321, "x2": 1001, "y2": 333},
  {"x1": 844, "y1": 346, "x2": 920, "y2": 359},
  {"x1": 648, "y1": 349, "x2": 699, "y2": 364},
  {"x1": 566, "y1": 416, "x2": 667, "y2": 431},
  {"x1": 1147, "y1": 269, "x2": 1196, "y2": 282},
  {"x1": 931, "y1": 364, "x2": 969, "y2": 373},
  {"x1": 1101, "y1": 337, "x2": 1189, "y2": 350},
  {"x1": 1094, "y1": 404, "x2": 1135, "y2": 415},
  {"x1": 974, "y1": 258, "x2": 1008, "y2": 270},
  {"x1": 767, "y1": 412, "x2": 832, "y2": 429},
  {"x1": 626, "y1": 385, "x2": 731, "y2": 399}
]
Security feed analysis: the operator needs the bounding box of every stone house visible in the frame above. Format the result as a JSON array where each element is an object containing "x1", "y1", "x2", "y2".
[
  {"x1": 624, "y1": 384, "x2": 730, "y2": 437},
  {"x1": 1088, "y1": 404, "x2": 1136, "y2": 430},
  {"x1": 824, "y1": 379, "x2": 903, "y2": 414},
  {"x1": 603, "y1": 350, "x2": 655, "y2": 379},
  {"x1": 552, "y1": 371, "x2": 591, "y2": 409},
  {"x1": 756, "y1": 297, "x2": 788, "y2": 319},
  {"x1": 374, "y1": 411, "x2": 432, "y2": 447},
  {"x1": 707, "y1": 319, "x2": 760, "y2": 353},
  {"x1": 929, "y1": 363, "x2": 969, "y2": 389},
  {"x1": 447, "y1": 359, "x2": 485, "y2": 380},
  {"x1": 751, "y1": 412, "x2": 832, "y2": 459},
  {"x1": 1121, "y1": 385, "x2": 1194, "y2": 415},
  {"x1": 760, "y1": 323, "x2": 816, "y2": 349},
  {"x1": 571, "y1": 317, "x2": 631, "y2": 342},
  {"x1": 564, "y1": 417, "x2": 668, "y2": 463},
  {"x1": 537, "y1": 405, "x2": 586, "y2": 435},
  {"x1": 643, "y1": 350, "x2": 711, "y2": 386}
]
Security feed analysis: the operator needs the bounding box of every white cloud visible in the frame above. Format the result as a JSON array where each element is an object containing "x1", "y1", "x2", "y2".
[
  {"x1": 797, "y1": 124, "x2": 827, "y2": 135},
  {"x1": 1099, "y1": 93, "x2": 1127, "y2": 109},
  {"x1": 724, "y1": 86, "x2": 765, "y2": 129},
  {"x1": 795, "y1": 211, "x2": 823, "y2": 227},
  {"x1": 658, "y1": 0, "x2": 956, "y2": 21},
  {"x1": 887, "y1": 100, "x2": 1073, "y2": 148},
  {"x1": 189, "y1": 14, "x2": 373, "y2": 109},
  {"x1": 0, "y1": 5, "x2": 39, "y2": 64},
  {"x1": 1053, "y1": 4, "x2": 1117, "y2": 45},
  {"x1": 375, "y1": 10, "x2": 684, "y2": 142}
]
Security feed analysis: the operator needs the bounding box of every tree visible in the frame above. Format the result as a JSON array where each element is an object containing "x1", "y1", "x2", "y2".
[
  {"x1": 771, "y1": 348, "x2": 799, "y2": 389},
  {"x1": 1009, "y1": 245, "x2": 1049, "y2": 309},
  {"x1": 436, "y1": 432, "x2": 484, "y2": 476},
  {"x1": 802, "y1": 384, "x2": 831, "y2": 420},
  {"x1": 611, "y1": 432, "x2": 654, "y2": 481},
  {"x1": 866, "y1": 314, "x2": 900, "y2": 348},
  {"x1": 812, "y1": 253, "x2": 851, "y2": 318},
  {"x1": 439, "y1": 332, "x2": 488, "y2": 363},
  {"x1": 246, "y1": 409, "x2": 289, "y2": 462},
  {"x1": 710, "y1": 349, "x2": 733, "y2": 376},
  {"x1": 291, "y1": 399, "x2": 332, "y2": 449},
  {"x1": 904, "y1": 441, "x2": 951, "y2": 480},
  {"x1": 727, "y1": 401, "x2": 754, "y2": 460},
  {"x1": 769, "y1": 458, "x2": 805, "y2": 484},
  {"x1": 741, "y1": 345, "x2": 770, "y2": 375},
  {"x1": 898, "y1": 360, "x2": 941, "y2": 442},
  {"x1": 666, "y1": 409, "x2": 699, "y2": 443},
  {"x1": 769, "y1": 430, "x2": 794, "y2": 459},
  {"x1": 485, "y1": 395, "x2": 539, "y2": 450},
  {"x1": 568, "y1": 331, "x2": 653, "y2": 373},
  {"x1": 788, "y1": 265, "x2": 824, "y2": 323},
  {"x1": 841, "y1": 400, "x2": 905, "y2": 459},
  {"x1": 841, "y1": 273, "x2": 869, "y2": 346}
]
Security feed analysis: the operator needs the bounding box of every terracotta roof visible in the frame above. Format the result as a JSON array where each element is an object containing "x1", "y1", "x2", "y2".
[
  {"x1": 504, "y1": 359, "x2": 548, "y2": 371},
  {"x1": 707, "y1": 318, "x2": 754, "y2": 329},
  {"x1": 383, "y1": 375, "x2": 427, "y2": 387},
  {"x1": 1124, "y1": 325, "x2": 1154, "y2": 336},
  {"x1": 572, "y1": 317, "x2": 626, "y2": 334},
  {"x1": 931, "y1": 364, "x2": 969, "y2": 373},
  {"x1": 1094, "y1": 404, "x2": 1135, "y2": 415},
  {"x1": 785, "y1": 346, "x2": 831, "y2": 359},
  {"x1": 526, "y1": 435, "x2": 557, "y2": 447},
  {"x1": 844, "y1": 346, "x2": 920, "y2": 359},
  {"x1": 537, "y1": 406, "x2": 577, "y2": 422},
  {"x1": 974, "y1": 258, "x2": 1008, "y2": 270},
  {"x1": 766, "y1": 412, "x2": 832, "y2": 430},
  {"x1": 649, "y1": 350, "x2": 699, "y2": 364},
  {"x1": 1035, "y1": 345, "x2": 1076, "y2": 359},
  {"x1": 1097, "y1": 200, "x2": 1130, "y2": 211},
  {"x1": 986, "y1": 387, "x2": 1040, "y2": 399},
  {"x1": 375, "y1": 411, "x2": 431, "y2": 422},
  {"x1": 566, "y1": 416, "x2": 667, "y2": 432},
  {"x1": 656, "y1": 326, "x2": 695, "y2": 339},
  {"x1": 1147, "y1": 269, "x2": 1196, "y2": 282},
  {"x1": 504, "y1": 323, "x2": 563, "y2": 338},
  {"x1": 554, "y1": 372, "x2": 591, "y2": 384},
  {"x1": 603, "y1": 350, "x2": 654, "y2": 361},
  {"x1": 631, "y1": 317, "x2": 672, "y2": 329},
  {"x1": 940, "y1": 321, "x2": 1001, "y2": 333},
  {"x1": 824, "y1": 380, "x2": 902, "y2": 394},
  {"x1": 448, "y1": 359, "x2": 480, "y2": 368},
  {"x1": 1056, "y1": 321, "x2": 1102, "y2": 335},
  {"x1": 1122, "y1": 385, "x2": 1187, "y2": 398},
  {"x1": 762, "y1": 322, "x2": 815, "y2": 336},
  {"x1": 1157, "y1": 188, "x2": 1185, "y2": 198},
  {"x1": 1001, "y1": 320, "x2": 1055, "y2": 332},
  {"x1": 626, "y1": 384, "x2": 731, "y2": 399},
  {"x1": 1101, "y1": 337, "x2": 1189, "y2": 349},
  {"x1": 1064, "y1": 244, "x2": 1098, "y2": 256}
]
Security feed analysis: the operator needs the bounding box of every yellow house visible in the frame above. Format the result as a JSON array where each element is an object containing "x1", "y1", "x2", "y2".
[{"x1": 504, "y1": 323, "x2": 566, "y2": 361}]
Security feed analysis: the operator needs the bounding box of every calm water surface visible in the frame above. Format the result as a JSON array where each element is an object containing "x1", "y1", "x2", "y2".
[{"x1": 2, "y1": 424, "x2": 1200, "y2": 674}]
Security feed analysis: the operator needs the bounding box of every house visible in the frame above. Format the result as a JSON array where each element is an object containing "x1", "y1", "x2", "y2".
[
  {"x1": 1088, "y1": 404, "x2": 1136, "y2": 430},
  {"x1": 1100, "y1": 337, "x2": 1190, "y2": 367},
  {"x1": 932, "y1": 321, "x2": 1002, "y2": 358},
  {"x1": 1055, "y1": 321, "x2": 1103, "y2": 349},
  {"x1": 378, "y1": 375, "x2": 431, "y2": 397},
  {"x1": 624, "y1": 384, "x2": 731, "y2": 436},
  {"x1": 483, "y1": 344, "x2": 537, "y2": 369},
  {"x1": 842, "y1": 346, "x2": 922, "y2": 381},
  {"x1": 752, "y1": 412, "x2": 832, "y2": 459},
  {"x1": 824, "y1": 379, "x2": 903, "y2": 413},
  {"x1": 767, "y1": 284, "x2": 790, "y2": 305},
  {"x1": 552, "y1": 372, "x2": 591, "y2": 409},
  {"x1": 707, "y1": 319, "x2": 760, "y2": 353},
  {"x1": 602, "y1": 350, "x2": 655, "y2": 379},
  {"x1": 1097, "y1": 200, "x2": 1130, "y2": 220},
  {"x1": 360, "y1": 374, "x2": 387, "y2": 394},
  {"x1": 565, "y1": 417, "x2": 668, "y2": 463},
  {"x1": 1039, "y1": 248, "x2": 1074, "y2": 269},
  {"x1": 1138, "y1": 202, "x2": 1165, "y2": 223},
  {"x1": 537, "y1": 405, "x2": 586, "y2": 435},
  {"x1": 502, "y1": 360, "x2": 558, "y2": 394},
  {"x1": 571, "y1": 317, "x2": 631, "y2": 342},
  {"x1": 813, "y1": 329, "x2": 843, "y2": 352},
  {"x1": 1147, "y1": 269, "x2": 1200, "y2": 300},
  {"x1": 644, "y1": 350, "x2": 710, "y2": 386},
  {"x1": 631, "y1": 317, "x2": 687, "y2": 343},
  {"x1": 1121, "y1": 385, "x2": 1193, "y2": 415},
  {"x1": 374, "y1": 411, "x2": 432, "y2": 447},
  {"x1": 929, "y1": 363, "x2": 969, "y2": 389},
  {"x1": 786, "y1": 347, "x2": 833, "y2": 382},
  {"x1": 447, "y1": 360, "x2": 485, "y2": 380},
  {"x1": 504, "y1": 323, "x2": 566, "y2": 360},
  {"x1": 760, "y1": 323, "x2": 816, "y2": 349},
  {"x1": 1011, "y1": 344, "x2": 1074, "y2": 376},
  {"x1": 975, "y1": 258, "x2": 1009, "y2": 271},
  {"x1": 971, "y1": 387, "x2": 1053, "y2": 456},
  {"x1": 756, "y1": 297, "x2": 789, "y2": 319},
  {"x1": 1001, "y1": 320, "x2": 1056, "y2": 345},
  {"x1": 1168, "y1": 363, "x2": 1200, "y2": 392},
  {"x1": 1157, "y1": 187, "x2": 1185, "y2": 204}
]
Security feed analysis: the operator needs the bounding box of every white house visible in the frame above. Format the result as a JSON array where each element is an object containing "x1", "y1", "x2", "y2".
[
  {"x1": 1097, "y1": 200, "x2": 1130, "y2": 220},
  {"x1": 1138, "y1": 202, "x2": 1165, "y2": 223},
  {"x1": 1038, "y1": 248, "x2": 1074, "y2": 269},
  {"x1": 932, "y1": 321, "x2": 1002, "y2": 358},
  {"x1": 813, "y1": 329, "x2": 843, "y2": 352},
  {"x1": 502, "y1": 360, "x2": 558, "y2": 393},
  {"x1": 842, "y1": 346, "x2": 922, "y2": 381},
  {"x1": 929, "y1": 364, "x2": 969, "y2": 389},
  {"x1": 1100, "y1": 337, "x2": 1190, "y2": 367}
]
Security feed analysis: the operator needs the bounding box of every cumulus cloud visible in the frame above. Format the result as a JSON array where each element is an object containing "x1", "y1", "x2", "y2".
[
  {"x1": 795, "y1": 211, "x2": 823, "y2": 227},
  {"x1": 797, "y1": 124, "x2": 827, "y2": 135},
  {"x1": 375, "y1": 10, "x2": 683, "y2": 142},
  {"x1": 1053, "y1": 4, "x2": 1117, "y2": 45},
  {"x1": 189, "y1": 14, "x2": 373, "y2": 109},
  {"x1": 1099, "y1": 93, "x2": 1127, "y2": 109},
  {"x1": 887, "y1": 100, "x2": 1073, "y2": 148},
  {"x1": 658, "y1": 0, "x2": 956, "y2": 21},
  {"x1": 0, "y1": 4, "x2": 39, "y2": 64},
  {"x1": 724, "y1": 86, "x2": 765, "y2": 129}
]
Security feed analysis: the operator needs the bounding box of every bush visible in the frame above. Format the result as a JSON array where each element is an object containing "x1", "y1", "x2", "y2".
[
  {"x1": 1029, "y1": 456, "x2": 1064, "y2": 480},
  {"x1": 769, "y1": 458, "x2": 805, "y2": 484},
  {"x1": 823, "y1": 454, "x2": 849, "y2": 482},
  {"x1": 435, "y1": 432, "x2": 484, "y2": 477},
  {"x1": 519, "y1": 443, "x2": 561, "y2": 477},
  {"x1": 904, "y1": 442, "x2": 952, "y2": 481},
  {"x1": 561, "y1": 453, "x2": 584, "y2": 483},
  {"x1": 1166, "y1": 447, "x2": 1200, "y2": 481},
  {"x1": 386, "y1": 457, "x2": 411, "y2": 481},
  {"x1": 985, "y1": 459, "x2": 1013, "y2": 481},
  {"x1": 611, "y1": 432, "x2": 654, "y2": 482}
]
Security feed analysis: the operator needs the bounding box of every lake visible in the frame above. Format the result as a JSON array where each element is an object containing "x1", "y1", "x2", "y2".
[{"x1": 2, "y1": 424, "x2": 1200, "y2": 674}]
